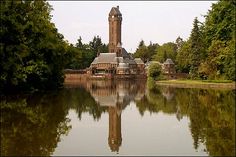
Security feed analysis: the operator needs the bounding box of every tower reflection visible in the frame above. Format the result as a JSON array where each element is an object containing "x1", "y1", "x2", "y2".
[
  {"x1": 83, "y1": 80, "x2": 146, "y2": 152},
  {"x1": 108, "y1": 105, "x2": 122, "y2": 152}
]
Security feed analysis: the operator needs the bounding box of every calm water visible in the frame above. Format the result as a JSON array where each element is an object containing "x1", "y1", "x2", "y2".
[{"x1": 1, "y1": 80, "x2": 235, "y2": 156}]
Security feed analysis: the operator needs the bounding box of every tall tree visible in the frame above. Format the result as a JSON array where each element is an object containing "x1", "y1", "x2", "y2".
[
  {"x1": 134, "y1": 40, "x2": 148, "y2": 62},
  {"x1": 153, "y1": 42, "x2": 177, "y2": 63},
  {"x1": 89, "y1": 35, "x2": 108, "y2": 54},
  {"x1": 0, "y1": 0, "x2": 67, "y2": 92},
  {"x1": 188, "y1": 17, "x2": 205, "y2": 78},
  {"x1": 199, "y1": 0, "x2": 235, "y2": 80},
  {"x1": 175, "y1": 36, "x2": 184, "y2": 51},
  {"x1": 176, "y1": 40, "x2": 192, "y2": 73},
  {"x1": 76, "y1": 36, "x2": 84, "y2": 49},
  {"x1": 147, "y1": 42, "x2": 159, "y2": 62},
  {"x1": 134, "y1": 40, "x2": 159, "y2": 63},
  {"x1": 65, "y1": 36, "x2": 108, "y2": 70}
]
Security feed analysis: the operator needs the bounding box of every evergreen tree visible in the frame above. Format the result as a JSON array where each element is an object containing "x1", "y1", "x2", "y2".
[
  {"x1": 153, "y1": 42, "x2": 177, "y2": 63},
  {"x1": 188, "y1": 17, "x2": 205, "y2": 78},
  {"x1": 199, "y1": 0, "x2": 235, "y2": 80}
]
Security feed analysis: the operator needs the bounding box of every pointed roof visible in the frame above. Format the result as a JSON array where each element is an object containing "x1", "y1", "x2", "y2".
[
  {"x1": 164, "y1": 58, "x2": 174, "y2": 64},
  {"x1": 92, "y1": 53, "x2": 117, "y2": 64},
  {"x1": 134, "y1": 58, "x2": 144, "y2": 64},
  {"x1": 121, "y1": 48, "x2": 130, "y2": 59},
  {"x1": 117, "y1": 42, "x2": 122, "y2": 48},
  {"x1": 109, "y1": 6, "x2": 122, "y2": 16}
]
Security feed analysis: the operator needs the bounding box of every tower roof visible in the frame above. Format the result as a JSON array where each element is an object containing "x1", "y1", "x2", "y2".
[{"x1": 109, "y1": 6, "x2": 122, "y2": 16}]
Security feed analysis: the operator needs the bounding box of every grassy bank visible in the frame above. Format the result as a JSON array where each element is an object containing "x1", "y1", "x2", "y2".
[{"x1": 156, "y1": 79, "x2": 235, "y2": 89}]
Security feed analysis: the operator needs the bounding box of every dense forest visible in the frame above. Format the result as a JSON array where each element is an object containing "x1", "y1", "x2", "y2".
[
  {"x1": 134, "y1": 1, "x2": 235, "y2": 81},
  {"x1": 1, "y1": 0, "x2": 235, "y2": 93}
]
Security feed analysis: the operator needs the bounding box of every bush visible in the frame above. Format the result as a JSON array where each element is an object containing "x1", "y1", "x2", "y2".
[{"x1": 148, "y1": 63, "x2": 163, "y2": 80}]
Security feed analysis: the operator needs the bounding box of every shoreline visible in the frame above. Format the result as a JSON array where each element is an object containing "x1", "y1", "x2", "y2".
[{"x1": 156, "y1": 80, "x2": 236, "y2": 90}]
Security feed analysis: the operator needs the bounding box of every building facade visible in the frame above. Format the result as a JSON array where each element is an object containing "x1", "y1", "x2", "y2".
[{"x1": 88, "y1": 6, "x2": 145, "y2": 78}]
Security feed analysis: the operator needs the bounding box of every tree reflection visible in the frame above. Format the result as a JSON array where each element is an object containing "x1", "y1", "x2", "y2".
[
  {"x1": 0, "y1": 92, "x2": 71, "y2": 156},
  {"x1": 137, "y1": 82, "x2": 235, "y2": 156},
  {"x1": 1, "y1": 80, "x2": 235, "y2": 156},
  {"x1": 61, "y1": 87, "x2": 107, "y2": 120}
]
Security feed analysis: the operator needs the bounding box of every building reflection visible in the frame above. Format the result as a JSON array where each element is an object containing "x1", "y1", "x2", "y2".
[
  {"x1": 161, "y1": 86, "x2": 183, "y2": 121},
  {"x1": 81, "y1": 80, "x2": 146, "y2": 152},
  {"x1": 161, "y1": 86, "x2": 175, "y2": 101}
]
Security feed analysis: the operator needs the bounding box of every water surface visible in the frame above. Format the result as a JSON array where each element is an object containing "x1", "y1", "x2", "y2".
[{"x1": 1, "y1": 80, "x2": 235, "y2": 156}]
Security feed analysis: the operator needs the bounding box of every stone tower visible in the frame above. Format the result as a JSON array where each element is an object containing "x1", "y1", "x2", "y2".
[{"x1": 108, "y1": 6, "x2": 122, "y2": 57}]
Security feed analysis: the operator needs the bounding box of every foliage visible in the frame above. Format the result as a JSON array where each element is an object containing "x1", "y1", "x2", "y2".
[
  {"x1": 153, "y1": 42, "x2": 177, "y2": 63},
  {"x1": 147, "y1": 63, "x2": 163, "y2": 80},
  {"x1": 200, "y1": 0, "x2": 236, "y2": 80},
  {"x1": 188, "y1": 17, "x2": 206, "y2": 78},
  {"x1": 0, "y1": 0, "x2": 68, "y2": 93},
  {"x1": 176, "y1": 40, "x2": 192, "y2": 73},
  {"x1": 175, "y1": 1, "x2": 235, "y2": 81},
  {"x1": 175, "y1": 36, "x2": 184, "y2": 51},
  {"x1": 65, "y1": 36, "x2": 108, "y2": 70},
  {"x1": 133, "y1": 40, "x2": 159, "y2": 63},
  {"x1": 204, "y1": 1, "x2": 235, "y2": 46}
]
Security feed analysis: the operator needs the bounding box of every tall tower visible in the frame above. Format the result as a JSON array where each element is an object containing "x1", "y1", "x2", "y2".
[{"x1": 108, "y1": 6, "x2": 122, "y2": 56}]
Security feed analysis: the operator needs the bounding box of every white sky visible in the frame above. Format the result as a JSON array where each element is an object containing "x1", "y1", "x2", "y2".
[{"x1": 49, "y1": 1, "x2": 216, "y2": 52}]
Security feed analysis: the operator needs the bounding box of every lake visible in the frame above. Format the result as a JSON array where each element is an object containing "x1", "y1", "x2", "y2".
[{"x1": 1, "y1": 80, "x2": 235, "y2": 156}]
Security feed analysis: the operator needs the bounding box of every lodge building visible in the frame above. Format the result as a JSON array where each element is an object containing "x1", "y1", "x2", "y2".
[{"x1": 87, "y1": 6, "x2": 146, "y2": 78}]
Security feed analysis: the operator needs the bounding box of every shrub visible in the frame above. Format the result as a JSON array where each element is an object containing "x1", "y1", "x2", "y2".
[{"x1": 148, "y1": 63, "x2": 163, "y2": 80}]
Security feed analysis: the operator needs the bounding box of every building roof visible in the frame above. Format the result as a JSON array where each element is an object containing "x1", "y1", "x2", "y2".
[
  {"x1": 121, "y1": 48, "x2": 130, "y2": 59},
  {"x1": 117, "y1": 62, "x2": 129, "y2": 69},
  {"x1": 124, "y1": 58, "x2": 136, "y2": 64},
  {"x1": 164, "y1": 58, "x2": 174, "y2": 64},
  {"x1": 109, "y1": 6, "x2": 122, "y2": 16},
  {"x1": 91, "y1": 52, "x2": 144, "y2": 66},
  {"x1": 134, "y1": 58, "x2": 144, "y2": 64},
  {"x1": 91, "y1": 57, "x2": 98, "y2": 64},
  {"x1": 91, "y1": 53, "x2": 117, "y2": 64},
  {"x1": 93, "y1": 94, "x2": 117, "y2": 107}
]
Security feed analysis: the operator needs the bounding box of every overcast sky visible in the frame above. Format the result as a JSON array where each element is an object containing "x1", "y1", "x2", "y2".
[{"x1": 49, "y1": 1, "x2": 216, "y2": 52}]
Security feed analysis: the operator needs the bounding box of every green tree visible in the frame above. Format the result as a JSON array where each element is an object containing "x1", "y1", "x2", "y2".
[
  {"x1": 0, "y1": 0, "x2": 67, "y2": 93},
  {"x1": 147, "y1": 41, "x2": 159, "y2": 62},
  {"x1": 134, "y1": 40, "x2": 159, "y2": 63},
  {"x1": 75, "y1": 36, "x2": 84, "y2": 49},
  {"x1": 175, "y1": 36, "x2": 184, "y2": 51},
  {"x1": 199, "y1": 0, "x2": 235, "y2": 80},
  {"x1": 89, "y1": 35, "x2": 108, "y2": 54},
  {"x1": 204, "y1": 1, "x2": 235, "y2": 46},
  {"x1": 65, "y1": 36, "x2": 108, "y2": 70},
  {"x1": 147, "y1": 63, "x2": 163, "y2": 80},
  {"x1": 134, "y1": 40, "x2": 148, "y2": 62},
  {"x1": 188, "y1": 17, "x2": 206, "y2": 78},
  {"x1": 153, "y1": 42, "x2": 177, "y2": 63},
  {"x1": 176, "y1": 40, "x2": 191, "y2": 73}
]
